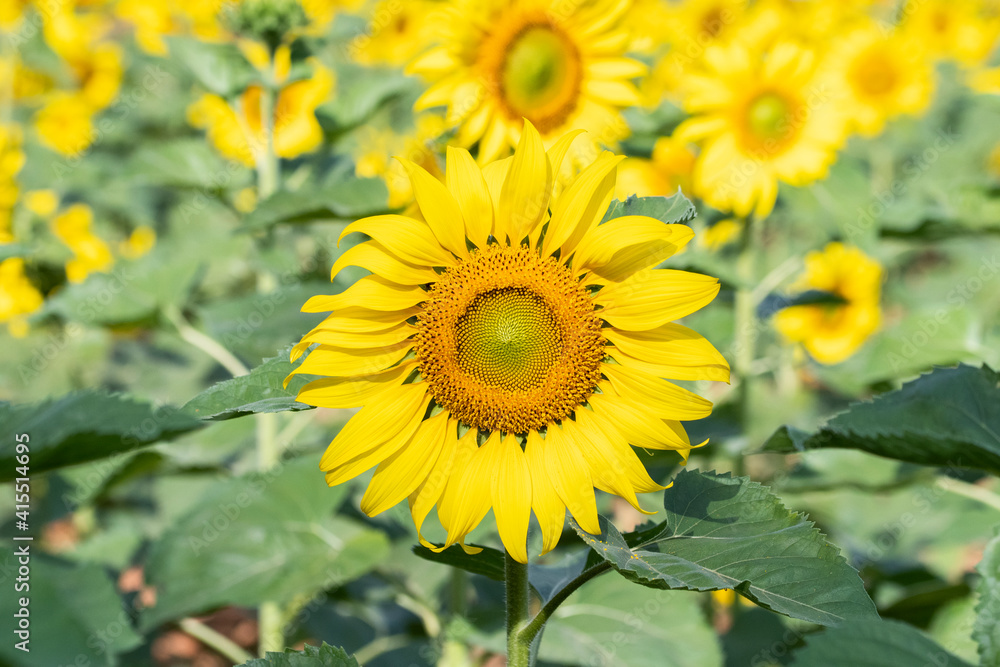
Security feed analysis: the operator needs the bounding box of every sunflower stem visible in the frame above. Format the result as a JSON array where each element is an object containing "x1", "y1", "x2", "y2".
[
  {"x1": 733, "y1": 216, "x2": 759, "y2": 475},
  {"x1": 257, "y1": 82, "x2": 280, "y2": 199},
  {"x1": 505, "y1": 551, "x2": 532, "y2": 666}
]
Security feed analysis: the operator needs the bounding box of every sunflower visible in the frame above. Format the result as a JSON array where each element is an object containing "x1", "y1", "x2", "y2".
[
  {"x1": 289, "y1": 123, "x2": 728, "y2": 562},
  {"x1": 613, "y1": 136, "x2": 695, "y2": 200},
  {"x1": 675, "y1": 40, "x2": 846, "y2": 218},
  {"x1": 407, "y1": 0, "x2": 644, "y2": 163},
  {"x1": 0, "y1": 258, "x2": 44, "y2": 338},
  {"x1": 902, "y1": 0, "x2": 1000, "y2": 68},
  {"x1": 773, "y1": 242, "x2": 882, "y2": 365},
  {"x1": 822, "y1": 24, "x2": 934, "y2": 137}
]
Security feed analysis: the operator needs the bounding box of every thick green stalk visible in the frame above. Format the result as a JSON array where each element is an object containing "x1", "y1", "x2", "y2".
[{"x1": 505, "y1": 552, "x2": 532, "y2": 666}]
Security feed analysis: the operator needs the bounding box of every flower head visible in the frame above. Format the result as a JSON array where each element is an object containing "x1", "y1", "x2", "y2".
[
  {"x1": 774, "y1": 242, "x2": 882, "y2": 365},
  {"x1": 291, "y1": 123, "x2": 728, "y2": 562}
]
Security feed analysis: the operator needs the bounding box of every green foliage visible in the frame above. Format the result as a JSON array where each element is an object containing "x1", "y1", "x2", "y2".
[
  {"x1": 574, "y1": 470, "x2": 877, "y2": 626},
  {"x1": 240, "y1": 643, "x2": 360, "y2": 667},
  {"x1": 413, "y1": 543, "x2": 506, "y2": 582},
  {"x1": 242, "y1": 179, "x2": 391, "y2": 229},
  {"x1": 0, "y1": 391, "x2": 202, "y2": 482},
  {"x1": 975, "y1": 529, "x2": 1000, "y2": 666},
  {"x1": 165, "y1": 37, "x2": 258, "y2": 97},
  {"x1": 788, "y1": 619, "x2": 973, "y2": 667},
  {"x1": 184, "y1": 351, "x2": 313, "y2": 420},
  {"x1": 141, "y1": 456, "x2": 390, "y2": 629},
  {"x1": 602, "y1": 192, "x2": 696, "y2": 225},
  {"x1": 0, "y1": 547, "x2": 143, "y2": 667},
  {"x1": 764, "y1": 364, "x2": 1000, "y2": 473}
]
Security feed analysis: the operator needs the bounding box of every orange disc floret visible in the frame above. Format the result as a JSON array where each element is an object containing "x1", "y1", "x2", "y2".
[{"x1": 415, "y1": 243, "x2": 604, "y2": 434}]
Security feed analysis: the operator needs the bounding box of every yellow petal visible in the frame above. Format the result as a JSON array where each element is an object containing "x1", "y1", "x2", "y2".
[
  {"x1": 331, "y1": 241, "x2": 437, "y2": 285},
  {"x1": 498, "y1": 120, "x2": 551, "y2": 245},
  {"x1": 595, "y1": 269, "x2": 720, "y2": 330},
  {"x1": 300, "y1": 321, "x2": 416, "y2": 349},
  {"x1": 341, "y1": 214, "x2": 457, "y2": 267},
  {"x1": 296, "y1": 360, "x2": 416, "y2": 408},
  {"x1": 545, "y1": 128, "x2": 584, "y2": 183},
  {"x1": 436, "y1": 429, "x2": 495, "y2": 552},
  {"x1": 566, "y1": 411, "x2": 653, "y2": 513},
  {"x1": 303, "y1": 306, "x2": 422, "y2": 335},
  {"x1": 481, "y1": 156, "x2": 512, "y2": 224},
  {"x1": 586, "y1": 58, "x2": 647, "y2": 79},
  {"x1": 320, "y1": 383, "x2": 428, "y2": 473},
  {"x1": 575, "y1": 218, "x2": 694, "y2": 282},
  {"x1": 589, "y1": 391, "x2": 691, "y2": 451},
  {"x1": 582, "y1": 79, "x2": 642, "y2": 106},
  {"x1": 606, "y1": 324, "x2": 730, "y2": 382},
  {"x1": 492, "y1": 433, "x2": 532, "y2": 563},
  {"x1": 601, "y1": 362, "x2": 713, "y2": 420},
  {"x1": 398, "y1": 158, "x2": 470, "y2": 259},
  {"x1": 291, "y1": 341, "x2": 412, "y2": 379},
  {"x1": 545, "y1": 422, "x2": 600, "y2": 535},
  {"x1": 543, "y1": 153, "x2": 625, "y2": 259},
  {"x1": 524, "y1": 430, "x2": 567, "y2": 555},
  {"x1": 409, "y1": 420, "x2": 462, "y2": 539},
  {"x1": 302, "y1": 275, "x2": 426, "y2": 312},
  {"x1": 582, "y1": 406, "x2": 667, "y2": 494},
  {"x1": 361, "y1": 410, "x2": 451, "y2": 516},
  {"x1": 446, "y1": 146, "x2": 493, "y2": 249}
]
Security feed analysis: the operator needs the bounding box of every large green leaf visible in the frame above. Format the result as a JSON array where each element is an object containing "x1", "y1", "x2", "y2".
[
  {"x1": 184, "y1": 351, "x2": 313, "y2": 420},
  {"x1": 763, "y1": 364, "x2": 1000, "y2": 474},
  {"x1": 412, "y1": 543, "x2": 506, "y2": 582},
  {"x1": 141, "y1": 456, "x2": 390, "y2": 629},
  {"x1": 166, "y1": 36, "x2": 257, "y2": 97},
  {"x1": 601, "y1": 191, "x2": 696, "y2": 225},
  {"x1": 243, "y1": 179, "x2": 390, "y2": 230},
  {"x1": 574, "y1": 470, "x2": 877, "y2": 626},
  {"x1": 0, "y1": 548, "x2": 142, "y2": 667},
  {"x1": 975, "y1": 528, "x2": 1000, "y2": 666},
  {"x1": 789, "y1": 619, "x2": 973, "y2": 666},
  {"x1": 538, "y1": 576, "x2": 722, "y2": 667},
  {"x1": 0, "y1": 391, "x2": 203, "y2": 482},
  {"x1": 128, "y1": 138, "x2": 249, "y2": 189},
  {"x1": 240, "y1": 643, "x2": 359, "y2": 667}
]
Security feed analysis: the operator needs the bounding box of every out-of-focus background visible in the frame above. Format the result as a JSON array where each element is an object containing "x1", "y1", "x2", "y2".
[{"x1": 1, "y1": 0, "x2": 1000, "y2": 665}]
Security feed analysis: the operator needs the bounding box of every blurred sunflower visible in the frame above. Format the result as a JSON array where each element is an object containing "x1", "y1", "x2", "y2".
[
  {"x1": 408, "y1": 0, "x2": 644, "y2": 162},
  {"x1": 353, "y1": 115, "x2": 447, "y2": 208},
  {"x1": 676, "y1": 41, "x2": 846, "y2": 218},
  {"x1": 824, "y1": 24, "x2": 934, "y2": 137},
  {"x1": 902, "y1": 0, "x2": 1000, "y2": 67},
  {"x1": 0, "y1": 258, "x2": 43, "y2": 338},
  {"x1": 51, "y1": 203, "x2": 115, "y2": 283},
  {"x1": 774, "y1": 242, "x2": 882, "y2": 365},
  {"x1": 289, "y1": 123, "x2": 728, "y2": 562},
  {"x1": 613, "y1": 136, "x2": 695, "y2": 200},
  {"x1": 187, "y1": 56, "x2": 334, "y2": 167},
  {"x1": 0, "y1": 124, "x2": 25, "y2": 244},
  {"x1": 348, "y1": 0, "x2": 436, "y2": 67}
]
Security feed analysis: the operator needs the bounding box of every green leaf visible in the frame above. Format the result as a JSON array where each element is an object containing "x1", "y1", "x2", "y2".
[
  {"x1": 756, "y1": 289, "x2": 848, "y2": 320},
  {"x1": 240, "y1": 643, "x2": 360, "y2": 667},
  {"x1": 0, "y1": 391, "x2": 203, "y2": 482},
  {"x1": 141, "y1": 456, "x2": 390, "y2": 629},
  {"x1": 412, "y1": 543, "x2": 505, "y2": 582},
  {"x1": 184, "y1": 350, "x2": 314, "y2": 420},
  {"x1": 128, "y1": 138, "x2": 248, "y2": 189},
  {"x1": 537, "y1": 574, "x2": 723, "y2": 667},
  {"x1": 0, "y1": 243, "x2": 26, "y2": 260},
  {"x1": 975, "y1": 528, "x2": 1000, "y2": 666},
  {"x1": 242, "y1": 179, "x2": 390, "y2": 230},
  {"x1": 166, "y1": 36, "x2": 257, "y2": 97},
  {"x1": 789, "y1": 619, "x2": 973, "y2": 667},
  {"x1": 601, "y1": 191, "x2": 696, "y2": 225},
  {"x1": 0, "y1": 548, "x2": 143, "y2": 666},
  {"x1": 573, "y1": 469, "x2": 877, "y2": 626},
  {"x1": 763, "y1": 364, "x2": 1000, "y2": 474}
]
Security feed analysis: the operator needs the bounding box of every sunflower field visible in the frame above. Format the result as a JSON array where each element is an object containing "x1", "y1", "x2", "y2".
[{"x1": 2, "y1": 0, "x2": 1000, "y2": 665}]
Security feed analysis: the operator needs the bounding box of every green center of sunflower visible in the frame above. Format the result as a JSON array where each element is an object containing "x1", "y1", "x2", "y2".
[
  {"x1": 455, "y1": 286, "x2": 562, "y2": 391},
  {"x1": 746, "y1": 92, "x2": 792, "y2": 140},
  {"x1": 498, "y1": 24, "x2": 582, "y2": 131}
]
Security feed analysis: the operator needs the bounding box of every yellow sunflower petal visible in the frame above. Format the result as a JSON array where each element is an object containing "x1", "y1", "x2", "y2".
[
  {"x1": 545, "y1": 129, "x2": 584, "y2": 179},
  {"x1": 436, "y1": 429, "x2": 496, "y2": 552},
  {"x1": 606, "y1": 324, "x2": 731, "y2": 382},
  {"x1": 398, "y1": 158, "x2": 470, "y2": 259},
  {"x1": 300, "y1": 322, "x2": 416, "y2": 349},
  {"x1": 302, "y1": 275, "x2": 426, "y2": 312},
  {"x1": 498, "y1": 120, "x2": 551, "y2": 244},
  {"x1": 545, "y1": 422, "x2": 600, "y2": 535},
  {"x1": 361, "y1": 410, "x2": 451, "y2": 516},
  {"x1": 525, "y1": 430, "x2": 567, "y2": 555},
  {"x1": 590, "y1": 390, "x2": 691, "y2": 451},
  {"x1": 409, "y1": 420, "x2": 462, "y2": 541},
  {"x1": 568, "y1": 410, "x2": 655, "y2": 513},
  {"x1": 296, "y1": 360, "x2": 417, "y2": 408},
  {"x1": 601, "y1": 362, "x2": 713, "y2": 420},
  {"x1": 584, "y1": 405, "x2": 667, "y2": 493},
  {"x1": 543, "y1": 153, "x2": 624, "y2": 258},
  {"x1": 304, "y1": 306, "x2": 422, "y2": 335},
  {"x1": 341, "y1": 214, "x2": 458, "y2": 267},
  {"x1": 445, "y1": 146, "x2": 493, "y2": 249},
  {"x1": 291, "y1": 341, "x2": 412, "y2": 379},
  {"x1": 331, "y1": 241, "x2": 438, "y2": 285},
  {"x1": 319, "y1": 383, "x2": 428, "y2": 473},
  {"x1": 492, "y1": 433, "x2": 532, "y2": 563},
  {"x1": 595, "y1": 269, "x2": 720, "y2": 330},
  {"x1": 574, "y1": 218, "x2": 694, "y2": 281},
  {"x1": 482, "y1": 156, "x2": 512, "y2": 223}
]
